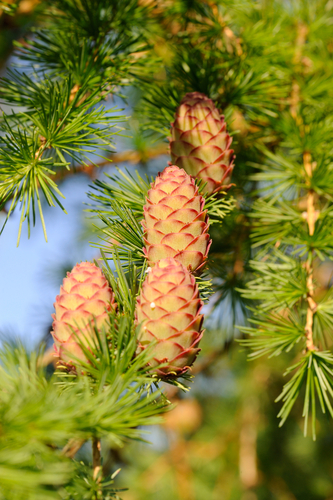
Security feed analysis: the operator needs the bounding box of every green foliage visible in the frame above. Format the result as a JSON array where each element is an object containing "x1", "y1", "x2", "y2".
[
  {"x1": 240, "y1": 312, "x2": 304, "y2": 359},
  {"x1": 240, "y1": 106, "x2": 333, "y2": 435},
  {"x1": 0, "y1": 75, "x2": 123, "y2": 243},
  {"x1": 0, "y1": 310, "x2": 168, "y2": 498},
  {"x1": 236, "y1": 0, "x2": 333, "y2": 437},
  {"x1": 197, "y1": 182, "x2": 236, "y2": 225},
  {"x1": 276, "y1": 351, "x2": 333, "y2": 440},
  {"x1": 63, "y1": 462, "x2": 125, "y2": 500},
  {"x1": 91, "y1": 168, "x2": 151, "y2": 219},
  {"x1": 240, "y1": 252, "x2": 308, "y2": 313},
  {"x1": 89, "y1": 169, "x2": 150, "y2": 271},
  {"x1": 100, "y1": 252, "x2": 146, "y2": 317},
  {"x1": 97, "y1": 203, "x2": 146, "y2": 269},
  {"x1": 0, "y1": 256, "x2": 171, "y2": 498},
  {"x1": 0, "y1": 0, "x2": 154, "y2": 243}
]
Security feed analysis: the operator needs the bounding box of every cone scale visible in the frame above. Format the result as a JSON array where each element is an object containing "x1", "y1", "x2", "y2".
[
  {"x1": 170, "y1": 92, "x2": 234, "y2": 195},
  {"x1": 51, "y1": 262, "x2": 116, "y2": 366},
  {"x1": 136, "y1": 258, "x2": 204, "y2": 377},
  {"x1": 142, "y1": 164, "x2": 211, "y2": 272}
]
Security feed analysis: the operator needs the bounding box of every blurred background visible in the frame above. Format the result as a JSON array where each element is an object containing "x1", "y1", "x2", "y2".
[{"x1": 1, "y1": 1, "x2": 333, "y2": 499}]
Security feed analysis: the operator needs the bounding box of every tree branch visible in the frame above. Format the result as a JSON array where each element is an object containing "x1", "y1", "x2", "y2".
[
  {"x1": 62, "y1": 438, "x2": 85, "y2": 459},
  {"x1": 290, "y1": 23, "x2": 308, "y2": 120},
  {"x1": 304, "y1": 152, "x2": 317, "y2": 351},
  {"x1": 92, "y1": 437, "x2": 102, "y2": 498},
  {"x1": 290, "y1": 23, "x2": 318, "y2": 352},
  {"x1": 51, "y1": 143, "x2": 168, "y2": 183}
]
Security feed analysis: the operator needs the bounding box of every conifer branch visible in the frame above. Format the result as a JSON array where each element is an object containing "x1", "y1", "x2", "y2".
[
  {"x1": 0, "y1": 0, "x2": 154, "y2": 243},
  {"x1": 238, "y1": 1, "x2": 333, "y2": 435}
]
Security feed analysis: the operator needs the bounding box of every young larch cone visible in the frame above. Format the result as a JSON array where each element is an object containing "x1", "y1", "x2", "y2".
[
  {"x1": 142, "y1": 165, "x2": 211, "y2": 272},
  {"x1": 136, "y1": 258, "x2": 203, "y2": 377},
  {"x1": 51, "y1": 262, "x2": 116, "y2": 365},
  {"x1": 170, "y1": 92, "x2": 234, "y2": 195}
]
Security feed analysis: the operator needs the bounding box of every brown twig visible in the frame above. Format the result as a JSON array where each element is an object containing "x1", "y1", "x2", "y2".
[
  {"x1": 92, "y1": 437, "x2": 102, "y2": 498},
  {"x1": 289, "y1": 23, "x2": 317, "y2": 352},
  {"x1": 290, "y1": 23, "x2": 308, "y2": 120},
  {"x1": 303, "y1": 152, "x2": 317, "y2": 351},
  {"x1": 304, "y1": 152, "x2": 315, "y2": 236},
  {"x1": 34, "y1": 143, "x2": 45, "y2": 161},
  {"x1": 37, "y1": 346, "x2": 55, "y2": 368},
  {"x1": 62, "y1": 438, "x2": 85, "y2": 459},
  {"x1": 51, "y1": 143, "x2": 169, "y2": 183}
]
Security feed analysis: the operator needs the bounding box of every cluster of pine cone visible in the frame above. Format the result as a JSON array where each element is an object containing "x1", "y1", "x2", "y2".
[{"x1": 51, "y1": 93, "x2": 234, "y2": 378}]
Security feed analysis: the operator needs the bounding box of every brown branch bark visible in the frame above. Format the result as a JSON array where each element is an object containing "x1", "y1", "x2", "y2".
[
  {"x1": 289, "y1": 23, "x2": 318, "y2": 352},
  {"x1": 62, "y1": 438, "x2": 85, "y2": 459},
  {"x1": 37, "y1": 346, "x2": 55, "y2": 368},
  {"x1": 52, "y1": 143, "x2": 169, "y2": 183},
  {"x1": 92, "y1": 437, "x2": 102, "y2": 498},
  {"x1": 303, "y1": 152, "x2": 317, "y2": 351},
  {"x1": 34, "y1": 143, "x2": 45, "y2": 161},
  {"x1": 290, "y1": 23, "x2": 308, "y2": 121}
]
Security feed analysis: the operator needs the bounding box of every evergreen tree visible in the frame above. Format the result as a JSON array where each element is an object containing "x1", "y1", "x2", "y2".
[{"x1": 1, "y1": 0, "x2": 333, "y2": 498}]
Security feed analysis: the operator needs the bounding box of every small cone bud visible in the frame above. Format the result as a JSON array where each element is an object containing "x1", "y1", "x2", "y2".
[
  {"x1": 142, "y1": 165, "x2": 211, "y2": 272},
  {"x1": 51, "y1": 262, "x2": 116, "y2": 366},
  {"x1": 170, "y1": 92, "x2": 234, "y2": 195},
  {"x1": 135, "y1": 258, "x2": 204, "y2": 377}
]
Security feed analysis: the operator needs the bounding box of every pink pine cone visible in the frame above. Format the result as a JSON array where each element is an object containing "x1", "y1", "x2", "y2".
[
  {"x1": 170, "y1": 92, "x2": 234, "y2": 195},
  {"x1": 136, "y1": 258, "x2": 204, "y2": 377},
  {"x1": 142, "y1": 164, "x2": 211, "y2": 272},
  {"x1": 51, "y1": 262, "x2": 116, "y2": 366}
]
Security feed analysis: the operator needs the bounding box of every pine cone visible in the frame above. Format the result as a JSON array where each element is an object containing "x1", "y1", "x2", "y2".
[
  {"x1": 170, "y1": 92, "x2": 234, "y2": 195},
  {"x1": 136, "y1": 258, "x2": 203, "y2": 377},
  {"x1": 143, "y1": 164, "x2": 211, "y2": 272},
  {"x1": 51, "y1": 262, "x2": 116, "y2": 365}
]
